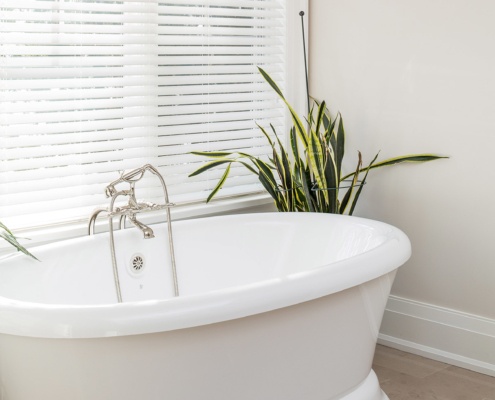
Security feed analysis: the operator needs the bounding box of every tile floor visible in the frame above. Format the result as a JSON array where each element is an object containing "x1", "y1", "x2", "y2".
[{"x1": 373, "y1": 345, "x2": 495, "y2": 400}]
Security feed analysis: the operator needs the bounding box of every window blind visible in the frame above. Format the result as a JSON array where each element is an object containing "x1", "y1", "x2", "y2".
[{"x1": 0, "y1": 0, "x2": 287, "y2": 230}]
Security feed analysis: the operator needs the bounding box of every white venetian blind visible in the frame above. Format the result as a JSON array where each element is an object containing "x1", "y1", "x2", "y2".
[{"x1": 0, "y1": 0, "x2": 287, "y2": 230}]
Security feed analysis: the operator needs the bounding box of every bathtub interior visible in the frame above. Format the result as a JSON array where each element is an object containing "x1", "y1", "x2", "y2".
[{"x1": 0, "y1": 213, "x2": 391, "y2": 305}]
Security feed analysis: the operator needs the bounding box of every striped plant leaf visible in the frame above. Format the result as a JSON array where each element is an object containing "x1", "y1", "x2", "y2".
[
  {"x1": 334, "y1": 115, "x2": 345, "y2": 181},
  {"x1": 0, "y1": 221, "x2": 13, "y2": 236},
  {"x1": 0, "y1": 222, "x2": 38, "y2": 260},
  {"x1": 235, "y1": 159, "x2": 259, "y2": 175},
  {"x1": 256, "y1": 123, "x2": 275, "y2": 147},
  {"x1": 258, "y1": 67, "x2": 309, "y2": 148},
  {"x1": 314, "y1": 100, "x2": 326, "y2": 139},
  {"x1": 308, "y1": 128, "x2": 329, "y2": 204},
  {"x1": 339, "y1": 151, "x2": 362, "y2": 214},
  {"x1": 322, "y1": 145, "x2": 339, "y2": 213},
  {"x1": 251, "y1": 157, "x2": 286, "y2": 210},
  {"x1": 348, "y1": 152, "x2": 380, "y2": 215},
  {"x1": 258, "y1": 171, "x2": 285, "y2": 211},
  {"x1": 259, "y1": 123, "x2": 293, "y2": 206},
  {"x1": 313, "y1": 99, "x2": 336, "y2": 147},
  {"x1": 271, "y1": 125, "x2": 292, "y2": 190},
  {"x1": 341, "y1": 154, "x2": 447, "y2": 181},
  {"x1": 301, "y1": 165, "x2": 316, "y2": 212},
  {"x1": 253, "y1": 158, "x2": 280, "y2": 191},
  {"x1": 290, "y1": 126, "x2": 301, "y2": 164},
  {"x1": 206, "y1": 163, "x2": 231, "y2": 203},
  {"x1": 188, "y1": 159, "x2": 233, "y2": 177},
  {"x1": 191, "y1": 151, "x2": 234, "y2": 158}
]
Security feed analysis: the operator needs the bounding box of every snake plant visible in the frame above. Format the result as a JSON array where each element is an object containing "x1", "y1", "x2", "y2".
[
  {"x1": 190, "y1": 67, "x2": 446, "y2": 214},
  {"x1": 0, "y1": 221, "x2": 38, "y2": 260}
]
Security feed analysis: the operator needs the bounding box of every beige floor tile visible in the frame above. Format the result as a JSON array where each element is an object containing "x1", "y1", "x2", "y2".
[
  {"x1": 420, "y1": 366, "x2": 495, "y2": 400},
  {"x1": 373, "y1": 345, "x2": 495, "y2": 400},
  {"x1": 373, "y1": 345, "x2": 450, "y2": 379},
  {"x1": 442, "y1": 365, "x2": 495, "y2": 388},
  {"x1": 374, "y1": 364, "x2": 450, "y2": 400}
]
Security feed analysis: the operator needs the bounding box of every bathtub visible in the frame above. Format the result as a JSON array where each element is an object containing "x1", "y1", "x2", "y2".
[{"x1": 0, "y1": 212, "x2": 410, "y2": 400}]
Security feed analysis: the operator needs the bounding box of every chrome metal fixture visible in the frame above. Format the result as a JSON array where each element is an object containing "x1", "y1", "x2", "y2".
[{"x1": 88, "y1": 164, "x2": 179, "y2": 302}]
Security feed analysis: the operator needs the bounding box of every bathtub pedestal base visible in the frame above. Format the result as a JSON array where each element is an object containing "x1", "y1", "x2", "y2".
[{"x1": 339, "y1": 370, "x2": 389, "y2": 400}]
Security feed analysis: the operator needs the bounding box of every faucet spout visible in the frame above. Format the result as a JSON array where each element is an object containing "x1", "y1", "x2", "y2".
[{"x1": 128, "y1": 213, "x2": 155, "y2": 239}]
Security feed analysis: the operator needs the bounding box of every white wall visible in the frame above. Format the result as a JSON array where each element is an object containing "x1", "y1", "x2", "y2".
[{"x1": 309, "y1": 0, "x2": 495, "y2": 374}]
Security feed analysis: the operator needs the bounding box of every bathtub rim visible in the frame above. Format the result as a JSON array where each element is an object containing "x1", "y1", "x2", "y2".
[{"x1": 0, "y1": 212, "x2": 411, "y2": 339}]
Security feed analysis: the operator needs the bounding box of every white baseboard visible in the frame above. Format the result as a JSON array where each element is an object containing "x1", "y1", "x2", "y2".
[{"x1": 378, "y1": 295, "x2": 495, "y2": 377}]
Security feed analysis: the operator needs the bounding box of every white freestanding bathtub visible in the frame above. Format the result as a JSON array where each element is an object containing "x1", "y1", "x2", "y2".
[{"x1": 0, "y1": 212, "x2": 410, "y2": 400}]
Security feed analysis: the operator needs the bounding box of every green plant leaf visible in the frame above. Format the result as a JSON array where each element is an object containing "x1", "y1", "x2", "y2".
[
  {"x1": 301, "y1": 165, "x2": 316, "y2": 212},
  {"x1": 289, "y1": 126, "x2": 300, "y2": 163},
  {"x1": 369, "y1": 154, "x2": 448, "y2": 168},
  {"x1": 348, "y1": 152, "x2": 380, "y2": 215},
  {"x1": 339, "y1": 151, "x2": 362, "y2": 214},
  {"x1": 258, "y1": 67, "x2": 309, "y2": 148},
  {"x1": 194, "y1": 157, "x2": 261, "y2": 203},
  {"x1": 314, "y1": 100, "x2": 326, "y2": 138},
  {"x1": 191, "y1": 151, "x2": 234, "y2": 158},
  {"x1": 0, "y1": 221, "x2": 13, "y2": 236},
  {"x1": 260, "y1": 123, "x2": 293, "y2": 206},
  {"x1": 271, "y1": 125, "x2": 292, "y2": 189},
  {"x1": 0, "y1": 227, "x2": 39, "y2": 261},
  {"x1": 335, "y1": 115, "x2": 345, "y2": 181},
  {"x1": 313, "y1": 98, "x2": 337, "y2": 147},
  {"x1": 206, "y1": 163, "x2": 232, "y2": 203},
  {"x1": 341, "y1": 154, "x2": 448, "y2": 180},
  {"x1": 256, "y1": 123, "x2": 275, "y2": 147},
  {"x1": 235, "y1": 159, "x2": 259, "y2": 175},
  {"x1": 322, "y1": 146, "x2": 339, "y2": 213},
  {"x1": 188, "y1": 159, "x2": 233, "y2": 177},
  {"x1": 272, "y1": 149, "x2": 286, "y2": 186},
  {"x1": 308, "y1": 127, "x2": 329, "y2": 204},
  {"x1": 252, "y1": 158, "x2": 279, "y2": 190},
  {"x1": 250, "y1": 157, "x2": 285, "y2": 210}
]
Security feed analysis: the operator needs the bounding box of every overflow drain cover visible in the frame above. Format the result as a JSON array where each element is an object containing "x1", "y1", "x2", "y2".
[{"x1": 128, "y1": 253, "x2": 146, "y2": 276}]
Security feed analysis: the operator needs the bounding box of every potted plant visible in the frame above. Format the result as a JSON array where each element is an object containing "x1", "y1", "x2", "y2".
[{"x1": 189, "y1": 67, "x2": 446, "y2": 213}]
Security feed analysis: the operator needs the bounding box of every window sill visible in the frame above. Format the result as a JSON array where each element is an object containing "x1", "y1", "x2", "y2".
[{"x1": 0, "y1": 194, "x2": 275, "y2": 256}]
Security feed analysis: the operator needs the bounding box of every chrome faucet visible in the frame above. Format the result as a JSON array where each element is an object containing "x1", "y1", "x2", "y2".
[
  {"x1": 107, "y1": 181, "x2": 155, "y2": 240},
  {"x1": 87, "y1": 164, "x2": 179, "y2": 302}
]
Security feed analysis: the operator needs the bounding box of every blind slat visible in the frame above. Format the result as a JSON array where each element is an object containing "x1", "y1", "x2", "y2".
[
  {"x1": 2, "y1": 72, "x2": 284, "y2": 90},
  {"x1": 1, "y1": 1, "x2": 283, "y2": 15},
  {"x1": 1, "y1": 80, "x2": 283, "y2": 102},
  {"x1": 1, "y1": 11, "x2": 284, "y2": 27},
  {"x1": 1, "y1": 109, "x2": 283, "y2": 137},
  {"x1": 2, "y1": 120, "x2": 285, "y2": 149},
  {"x1": 0, "y1": 32, "x2": 284, "y2": 46},
  {"x1": 2, "y1": 99, "x2": 281, "y2": 125},
  {"x1": 1, "y1": 64, "x2": 283, "y2": 81},
  {"x1": 1, "y1": 45, "x2": 283, "y2": 58},
  {"x1": 0, "y1": 22, "x2": 284, "y2": 37},
  {"x1": 1, "y1": 90, "x2": 280, "y2": 114}
]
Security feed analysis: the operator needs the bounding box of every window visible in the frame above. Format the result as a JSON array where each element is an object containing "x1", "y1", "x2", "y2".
[{"x1": 1, "y1": 0, "x2": 307, "y2": 233}]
